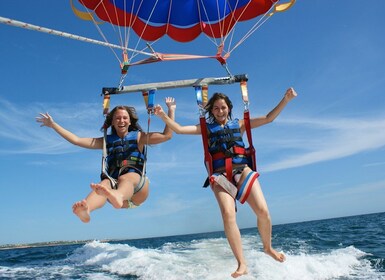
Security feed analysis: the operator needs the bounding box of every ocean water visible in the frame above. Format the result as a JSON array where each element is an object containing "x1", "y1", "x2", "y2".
[{"x1": 0, "y1": 212, "x2": 384, "y2": 280}]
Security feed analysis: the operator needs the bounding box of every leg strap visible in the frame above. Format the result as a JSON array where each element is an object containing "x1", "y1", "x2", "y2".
[
  {"x1": 210, "y1": 173, "x2": 237, "y2": 199},
  {"x1": 236, "y1": 171, "x2": 259, "y2": 204}
]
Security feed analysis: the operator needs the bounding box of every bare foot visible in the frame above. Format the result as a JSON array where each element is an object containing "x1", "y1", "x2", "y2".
[
  {"x1": 265, "y1": 248, "x2": 286, "y2": 262},
  {"x1": 231, "y1": 263, "x2": 248, "y2": 278},
  {"x1": 90, "y1": 183, "x2": 123, "y2": 209},
  {"x1": 72, "y1": 200, "x2": 90, "y2": 223}
]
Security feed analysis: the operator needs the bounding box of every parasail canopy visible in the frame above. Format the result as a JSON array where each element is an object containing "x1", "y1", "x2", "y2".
[
  {"x1": 73, "y1": 0, "x2": 295, "y2": 71},
  {"x1": 77, "y1": 0, "x2": 286, "y2": 42}
]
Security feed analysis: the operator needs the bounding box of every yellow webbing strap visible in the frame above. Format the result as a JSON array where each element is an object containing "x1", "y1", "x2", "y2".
[
  {"x1": 240, "y1": 80, "x2": 249, "y2": 106},
  {"x1": 202, "y1": 85, "x2": 209, "y2": 107},
  {"x1": 103, "y1": 94, "x2": 111, "y2": 116}
]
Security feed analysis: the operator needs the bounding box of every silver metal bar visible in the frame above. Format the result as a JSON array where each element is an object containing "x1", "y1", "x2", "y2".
[
  {"x1": 103, "y1": 74, "x2": 248, "y2": 95},
  {"x1": 0, "y1": 16, "x2": 154, "y2": 56}
]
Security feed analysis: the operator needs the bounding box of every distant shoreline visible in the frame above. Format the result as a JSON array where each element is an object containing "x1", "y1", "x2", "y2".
[
  {"x1": 0, "y1": 239, "x2": 111, "y2": 250},
  {"x1": 2, "y1": 212, "x2": 384, "y2": 250}
]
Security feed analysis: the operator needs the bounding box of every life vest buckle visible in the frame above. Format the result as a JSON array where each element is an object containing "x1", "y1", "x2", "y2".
[{"x1": 224, "y1": 148, "x2": 234, "y2": 158}]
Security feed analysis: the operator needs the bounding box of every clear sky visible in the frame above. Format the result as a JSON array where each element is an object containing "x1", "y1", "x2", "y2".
[{"x1": 1, "y1": 0, "x2": 385, "y2": 246}]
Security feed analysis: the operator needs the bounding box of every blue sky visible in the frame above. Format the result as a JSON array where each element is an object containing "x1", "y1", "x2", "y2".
[{"x1": 1, "y1": 0, "x2": 385, "y2": 246}]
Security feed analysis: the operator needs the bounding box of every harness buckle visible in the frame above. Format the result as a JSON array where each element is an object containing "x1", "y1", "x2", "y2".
[{"x1": 224, "y1": 148, "x2": 234, "y2": 158}]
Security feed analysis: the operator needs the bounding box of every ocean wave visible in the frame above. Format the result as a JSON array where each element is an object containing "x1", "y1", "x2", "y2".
[{"x1": 59, "y1": 238, "x2": 385, "y2": 280}]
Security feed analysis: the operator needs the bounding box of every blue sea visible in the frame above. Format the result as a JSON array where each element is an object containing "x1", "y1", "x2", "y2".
[{"x1": 1, "y1": 212, "x2": 384, "y2": 280}]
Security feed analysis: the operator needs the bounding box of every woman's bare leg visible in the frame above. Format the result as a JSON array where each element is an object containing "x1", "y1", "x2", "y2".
[
  {"x1": 91, "y1": 173, "x2": 142, "y2": 209},
  {"x1": 246, "y1": 179, "x2": 285, "y2": 262},
  {"x1": 213, "y1": 185, "x2": 248, "y2": 278},
  {"x1": 72, "y1": 188, "x2": 108, "y2": 223}
]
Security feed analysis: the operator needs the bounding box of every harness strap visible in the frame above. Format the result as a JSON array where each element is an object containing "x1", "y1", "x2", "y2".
[
  {"x1": 142, "y1": 89, "x2": 156, "y2": 113},
  {"x1": 101, "y1": 92, "x2": 117, "y2": 185},
  {"x1": 196, "y1": 86, "x2": 213, "y2": 179},
  {"x1": 103, "y1": 94, "x2": 110, "y2": 116},
  {"x1": 225, "y1": 158, "x2": 233, "y2": 183},
  {"x1": 211, "y1": 146, "x2": 247, "y2": 160},
  {"x1": 121, "y1": 51, "x2": 129, "y2": 74},
  {"x1": 240, "y1": 80, "x2": 257, "y2": 171},
  {"x1": 236, "y1": 171, "x2": 259, "y2": 204},
  {"x1": 140, "y1": 88, "x2": 156, "y2": 179}
]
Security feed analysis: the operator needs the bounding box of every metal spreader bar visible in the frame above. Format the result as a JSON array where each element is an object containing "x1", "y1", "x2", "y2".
[{"x1": 102, "y1": 74, "x2": 248, "y2": 95}]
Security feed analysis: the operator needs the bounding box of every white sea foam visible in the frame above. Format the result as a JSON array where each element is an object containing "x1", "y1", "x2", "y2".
[{"x1": 64, "y1": 236, "x2": 385, "y2": 280}]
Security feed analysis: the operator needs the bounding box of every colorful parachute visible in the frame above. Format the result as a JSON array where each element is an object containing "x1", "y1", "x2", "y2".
[
  {"x1": 73, "y1": 0, "x2": 295, "y2": 73},
  {"x1": 76, "y1": 0, "x2": 289, "y2": 42}
]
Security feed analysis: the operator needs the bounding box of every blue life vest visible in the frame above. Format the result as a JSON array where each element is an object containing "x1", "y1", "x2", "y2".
[
  {"x1": 105, "y1": 130, "x2": 145, "y2": 177},
  {"x1": 207, "y1": 119, "x2": 249, "y2": 171}
]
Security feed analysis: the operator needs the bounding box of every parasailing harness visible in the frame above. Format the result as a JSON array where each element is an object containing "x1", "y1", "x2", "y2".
[
  {"x1": 100, "y1": 89, "x2": 156, "y2": 203},
  {"x1": 100, "y1": 73, "x2": 255, "y2": 203},
  {"x1": 194, "y1": 78, "x2": 257, "y2": 193}
]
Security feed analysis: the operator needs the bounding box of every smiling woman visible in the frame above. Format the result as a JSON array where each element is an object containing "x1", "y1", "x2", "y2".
[
  {"x1": 35, "y1": 98, "x2": 176, "y2": 223},
  {"x1": 153, "y1": 88, "x2": 297, "y2": 277}
]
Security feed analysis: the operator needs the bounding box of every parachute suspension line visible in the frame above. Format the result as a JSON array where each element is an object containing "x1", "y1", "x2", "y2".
[
  {"x1": 195, "y1": 0, "x2": 230, "y2": 67},
  {"x1": 125, "y1": 0, "x2": 160, "y2": 64},
  {"x1": 197, "y1": 1, "x2": 231, "y2": 69},
  {"x1": 216, "y1": 0, "x2": 225, "y2": 43},
  {"x1": 77, "y1": 0, "x2": 122, "y2": 64},
  {"x1": 115, "y1": 0, "x2": 137, "y2": 67},
  {"x1": 165, "y1": 0, "x2": 172, "y2": 37},
  {"x1": 214, "y1": 0, "x2": 234, "y2": 66},
  {"x1": 217, "y1": 0, "x2": 244, "y2": 48},
  {"x1": 121, "y1": 0, "x2": 137, "y2": 56},
  {"x1": 73, "y1": 0, "x2": 161, "y2": 72},
  {"x1": 121, "y1": 1, "x2": 162, "y2": 65},
  {"x1": 197, "y1": 0, "x2": 221, "y2": 47},
  {"x1": 196, "y1": 1, "x2": 244, "y2": 68},
  {"x1": 100, "y1": 0, "x2": 130, "y2": 66},
  {"x1": 119, "y1": 0, "x2": 138, "y2": 76},
  {"x1": 76, "y1": 0, "x2": 156, "y2": 82},
  {"x1": 228, "y1": 2, "x2": 278, "y2": 55},
  {"x1": 221, "y1": 0, "x2": 255, "y2": 55},
  {"x1": 98, "y1": 0, "x2": 124, "y2": 47},
  {"x1": 73, "y1": 1, "x2": 157, "y2": 68},
  {"x1": 223, "y1": 24, "x2": 236, "y2": 57},
  {"x1": 111, "y1": 0, "x2": 128, "y2": 52},
  {"x1": 123, "y1": 0, "x2": 136, "y2": 53},
  {"x1": 135, "y1": 0, "x2": 159, "y2": 49}
]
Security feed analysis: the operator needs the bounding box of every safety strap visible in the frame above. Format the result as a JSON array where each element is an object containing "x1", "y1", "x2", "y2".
[
  {"x1": 240, "y1": 80, "x2": 257, "y2": 171},
  {"x1": 195, "y1": 86, "x2": 213, "y2": 178},
  {"x1": 142, "y1": 89, "x2": 156, "y2": 113},
  {"x1": 101, "y1": 92, "x2": 117, "y2": 185},
  {"x1": 141, "y1": 89, "x2": 156, "y2": 178},
  {"x1": 211, "y1": 146, "x2": 246, "y2": 160},
  {"x1": 121, "y1": 51, "x2": 129, "y2": 74}
]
